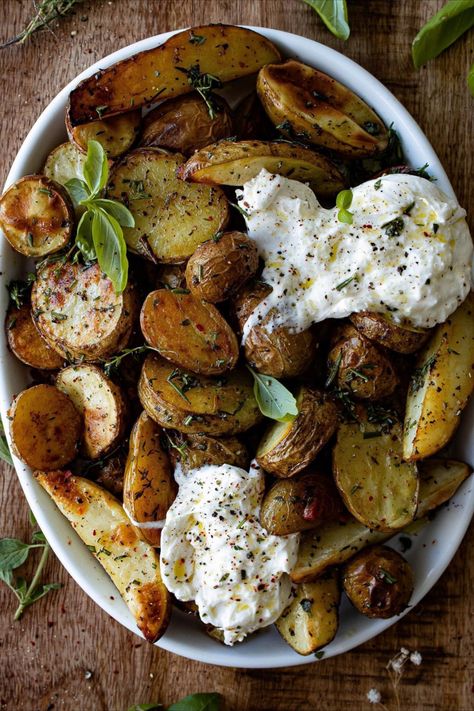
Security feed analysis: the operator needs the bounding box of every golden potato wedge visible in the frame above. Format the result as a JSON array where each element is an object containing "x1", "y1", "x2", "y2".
[
  {"x1": 275, "y1": 571, "x2": 340, "y2": 655},
  {"x1": 178, "y1": 140, "x2": 345, "y2": 198},
  {"x1": 6, "y1": 303, "x2": 64, "y2": 370},
  {"x1": 403, "y1": 293, "x2": 474, "y2": 461},
  {"x1": 166, "y1": 431, "x2": 249, "y2": 473},
  {"x1": 138, "y1": 354, "x2": 262, "y2": 435},
  {"x1": 141, "y1": 94, "x2": 233, "y2": 156},
  {"x1": 256, "y1": 387, "x2": 338, "y2": 477},
  {"x1": 141, "y1": 289, "x2": 238, "y2": 375},
  {"x1": 257, "y1": 60, "x2": 388, "y2": 157},
  {"x1": 350, "y1": 311, "x2": 430, "y2": 354},
  {"x1": 123, "y1": 412, "x2": 177, "y2": 546},
  {"x1": 67, "y1": 24, "x2": 281, "y2": 126},
  {"x1": 9, "y1": 384, "x2": 81, "y2": 470},
  {"x1": 56, "y1": 364, "x2": 127, "y2": 460},
  {"x1": 66, "y1": 110, "x2": 141, "y2": 158},
  {"x1": 0, "y1": 175, "x2": 74, "y2": 257},
  {"x1": 291, "y1": 458, "x2": 471, "y2": 583},
  {"x1": 35, "y1": 470, "x2": 171, "y2": 642},
  {"x1": 107, "y1": 149, "x2": 229, "y2": 262},
  {"x1": 333, "y1": 417, "x2": 418, "y2": 531},
  {"x1": 185, "y1": 232, "x2": 259, "y2": 303},
  {"x1": 43, "y1": 142, "x2": 87, "y2": 188},
  {"x1": 32, "y1": 261, "x2": 138, "y2": 362}
]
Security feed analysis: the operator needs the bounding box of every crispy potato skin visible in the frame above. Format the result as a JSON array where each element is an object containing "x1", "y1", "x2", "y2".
[
  {"x1": 93, "y1": 450, "x2": 127, "y2": 497},
  {"x1": 9, "y1": 384, "x2": 81, "y2": 470},
  {"x1": 32, "y1": 261, "x2": 138, "y2": 362},
  {"x1": 140, "y1": 289, "x2": 239, "y2": 375},
  {"x1": 260, "y1": 471, "x2": 343, "y2": 536},
  {"x1": 185, "y1": 232, "x2": 259, "y2": 303},
  {"x1": 343, "y1": 545, "x2": 414, "y2": 618},
  {"x1": 233, "y1": 280, "x2": 317, "y2": 378},
  {"x1": 66, "y1": 110, "x2": 141, "y2": 157},
  {"x1": 68, "y1": 25, "x2": 281, "y2": 126},
  {"x1": 6, "y1": 303, "x2": 64, "y2": 370},
  {"x1": 257, "y1": 387, "x2": 338, "y2": 477},
  {"x1": 257, "y1": 60, "x2": 388, "y2": 157},
  {"x1": 0, "y1": 175, "x2": 74, "y2": 257},
  {"x1": 142, "y1": 94, "x2": 233, "y2": 156},
  {"x1": 43, "y1": 142, "x2": 87, "y2": 189},
  {"x1": 328, "y1": 323, "x2": 399, "y2": 400},
  {"x1": 167, "y1": 432, "x2": 249, "y2": 472},
  {"x1": 350, "y1": 311, "x2": 430, "y2": 354}
]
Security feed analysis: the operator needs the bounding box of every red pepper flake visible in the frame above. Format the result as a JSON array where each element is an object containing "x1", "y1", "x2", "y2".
[{"x1": 196, "y1": 323, "x2": 205, "y2": 332}]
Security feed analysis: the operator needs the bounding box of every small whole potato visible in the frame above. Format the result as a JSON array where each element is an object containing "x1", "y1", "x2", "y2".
[
  {"x1": 342, "y1": 545, "x2": 414, "y2": 618},
  {"x1": 350, "y1": 311, "x2": 430, "y2": 354},
  {"x1": 185, "y1": 231, "x2": 259, "y2": 303}
]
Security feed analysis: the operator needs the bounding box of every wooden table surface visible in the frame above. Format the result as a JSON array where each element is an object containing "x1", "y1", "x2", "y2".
[{"x1": 0, "y1": 1, "x2": 473, "y2": 710}]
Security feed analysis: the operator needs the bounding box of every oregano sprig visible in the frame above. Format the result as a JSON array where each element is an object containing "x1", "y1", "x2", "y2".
[{"x1": 247, "y1": 366, "x2": 298, "y2": 422}]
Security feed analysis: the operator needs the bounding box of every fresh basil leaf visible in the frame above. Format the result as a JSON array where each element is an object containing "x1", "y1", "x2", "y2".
[
  {"x1": 168, "y1": 693, "x2": 222, "y2": 711},
  {"x1": 28, "y1": 510, "x2": 37, "y2": 527},
  {"x1": 0, "y1": 568, "x2": 14, "y2": 586},
  {"x1": 468, "y1": 62, "x2": 474, "y2": 96},
  {"x1": 75, "y1": 210, "x2": 96, "y2": 262},
  {"x1": 247, "y1": 367, "x2": 298, "y2": 422},
  {"x1": 92, "y1": 209, "x2": 128, "y2": 293},
  {"x1": 412, "y1": 0, "x2": 474, "y2": 69},
  {"x1": 31, "y1": 530, "x2": 46, "y2": 544},
  {"x1": 0, "y1": 539, "x2": 31, "y2": 571},
  {"x1": 65, "y1": 177, "x2": 90, "y2": 206},
  {"x1": 127, "y1": 704, "x2": 163, "y2": 711},
  {"x1": 303, "y1": 0, "x2": 350, "y2": 40},
  {"x1": 83, "y1": 140, "x2": 108, "y2": 196},
  {"x1": 27, "y1": 581, "x2": 62, "y2": 604},
  {"x1": 15, "y1": 576, "x2": 28, "y2": 599},
  {"x1": 0, "y1": 431, "x2": 13, "y2": 466},
  {"x1": 92, "y1": 199, "x2": 135, "y2": 227}
]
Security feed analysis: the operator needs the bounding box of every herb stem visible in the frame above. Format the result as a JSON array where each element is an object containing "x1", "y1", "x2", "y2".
[{"x1": 13, "y1": 543, "x2": 50, "y2": 621}]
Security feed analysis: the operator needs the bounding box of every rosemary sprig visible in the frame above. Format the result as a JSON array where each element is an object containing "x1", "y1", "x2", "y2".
[
  {"x1": 176, "y1": 64, "x2": 222, "y2": 118},
  {"x1": 102, "y1": 345, "x2": 157, "y2": 376},
  {"x1": 1, "y1": 0, "x2": 83, "y2": 49}
]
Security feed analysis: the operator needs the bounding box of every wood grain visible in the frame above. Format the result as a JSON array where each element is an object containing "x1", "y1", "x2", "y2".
[{"x1": 0, "y1": 1, "x2": 473, "y2": 710}]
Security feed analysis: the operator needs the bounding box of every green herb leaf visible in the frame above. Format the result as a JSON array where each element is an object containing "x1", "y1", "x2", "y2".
[
  {"x1": 75, "y1": 210, "x2": 96, "y2": 262},
  {"x1": 468, "y1": 62, "x2": 474, "y2": 96},
  {"x1": 379, "y1": 568, "x2": 397, "y2": 584},
  {"x1": 92, "y1": 199, "x2": 135, "y2": 227},
  {"x1": 0, "y1": 426, "x2": 13, "y2": 466},
  {"x1": 6, "y1": 272, "x2": 36, "y2": 309},
  {"x1": 303, "y1": 0, "x2": 350, "y2": 40},
  {"x1": 65, "y1": 177, "x2": 90, "y2": 206},
  {"x1": 412, "y1": 0, "x2": 474, "y2": 69},
  {"x1": 91, "y1": 209, "x2": 128, "y2": 293},
  {"x1": 127, "y1": 705, "x2": 163, "y2": 711},
  {"x1": 168, "y1": 693, "x2": 222, "y2": 711},
  {"x1": 0, "y1": 539, "x2": 31, "y2": 571},
  {"x1": 247, "y1": 366, "x2": 298, "y2": 422},
  {"x1": 83, "y1": 140, "x2": 108, "y2": 196},
  {"x1": 336, "y1": 188, "x2": 353, "y2": 224}
]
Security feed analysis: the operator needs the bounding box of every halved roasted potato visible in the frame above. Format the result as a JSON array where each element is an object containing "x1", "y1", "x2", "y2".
[
  {"x1": 275, "y1": 571, "x2": 340, "y2": 655},
  {"x1": 178, "y1": 140, "x2": 345, "y2": 197},
  {"x1": 67, "y1": 24, "x2": 281, "y2": 125},
  {"x1": 92, "y1": 448, "x2": 127, "y2": 498},
  {"x1": 291, "y1": 458, "x2": 471, "y2": 583},
  {"x1": 67, "y1": 110, "x2": 141, "y2": 157},
  {"x1": 333, "y1": 415, "x2": 418, "y2": 531},
  {"x1": 185, "y1": 232, "x2": 259, "y2": 303},
  {"x1": 56, "y1": 364, "x2": 127, "y2": 460},
  {"x1": 257, "y1": 60, "x2": 388, "y2": 157},
  {"x1": 257, "y1": 387, "x2": 338, "y2": 477},
  {"x1": 140, "y1": 289, "x2": 238, "y2": 375},
  {"x1": 0, "y1": 175, "x2": 74, "y2": 257},
  {"x1": 43, "y1": 142, "x2": 87, "y2": 188},
  {"x1": 35, "y1": 470, "x2": 171, "y2": 642},
  {"x1": 107, "y1": 149, "x2": 229, "y2": 262},
  {"x1": 233, "y1": 92, "x2": 274, "y2": 140},
  {"x1": 141, "y1": 94, "x2": 233, "y2": 156},
  {"x1": 6, "y1": 303, "x2": 64, "y2": 370},
  {"x1": 123, "y1": 412, "x2": 177, "y2": 546},
  {"x1": 350, "y1": 311, "x2": 430, "y2": 354},
  {"x1": 138, "y1": 354, "x2": 262, "y2": 435},
  {"x1": 166, "y1": 431, "x2": 249, "y2": 473},
  {"x1": 9, "y1": 384, "x2": 81, "y2": 470},
  {"x1": 403, "y1": 293, "x2": 474, "y2": 460},
  {"x1": 32, "y1": 261, "x2": 138, "y2": 362}
]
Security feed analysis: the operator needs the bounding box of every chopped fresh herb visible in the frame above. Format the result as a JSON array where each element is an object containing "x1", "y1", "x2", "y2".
[
  {"x1": 171, "y1": 288, "x2": 191, "y2": 294},
  {"x1": 366, "y1": 403, "x2": 398, "y2": 432},
  {"x1": 51, "y1": 311, "x2": 68, "y2": 322},
  {"x1": 95, "y1": 105, "x2": 108, "y2": 118},
  {"x1": 314, "y1": 650, "x2": 325, "y2": 659},
  {"x1": 325, "y1": 351, "x2": 342, "y2": 388},
  {"x1": 212, "y1": 231, "x2": 224, "y2": 242},
  {"x1": 335, "y1": 274, "x2": 358, "y2": 291},
  {"x1": 176, "y1": 64, "x2": 222, "y2": 118},
  {"x1": 345, "y1": 367, "x2": 370, "y2": 383},
  {"x1": 189, "y1": 32, "x2": 206, "y2": 45},
  {"x1": 350, "y1": 483, "x2": 363, "y2": 495},
  {"x1": 38, "y1": 187, "x2": 53, "y2": 197},
  {"x1": 383, "y1": 216, "x2": 404, "y2": 237},
  {"x1": 229, "y1": 201, "x2": 249, "y2": 218},
  {"x1": 220, "y1": 573, "x2": 229, "y2": 582},
  {"x1": 379, "y1": 568, "x2": 397, "y2": 584},
  {"x1": 403, "y1": 201, "x2": 416, "y2": 215},
  {"x1": 6, "y1": 273, "x2": 36, "y2": 309},
  {"x1": 166, "y1": 369, "x2": 199, "y2": 403},
  {"x1": 102, "y1": 345, "x2": 156, "y2": 376},
  {"x1": 374, "y1": 179, "x2": 382, "y2": 190},
  {"x1": 411, "y1": 354, "x2": 437, "y2": 392}
]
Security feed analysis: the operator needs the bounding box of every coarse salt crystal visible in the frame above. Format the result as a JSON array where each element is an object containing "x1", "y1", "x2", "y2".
[
  {"x1": 410, "y1": 651, "x2": 423, "y2": 666},
  {"x1": 367, "y1": 688, "x2": 382, "y2": 704}
]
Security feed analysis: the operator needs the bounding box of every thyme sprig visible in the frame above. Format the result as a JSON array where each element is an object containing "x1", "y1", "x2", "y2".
[
  {"x1": 102, "y1": 345, "x2": 157, "y2": 376},
  {"x1": 176, "y1": 64, "x2": 222, "y2": 118},
  {"x1": 1, "y1": 0, "x2": 83, "y2": 48}
]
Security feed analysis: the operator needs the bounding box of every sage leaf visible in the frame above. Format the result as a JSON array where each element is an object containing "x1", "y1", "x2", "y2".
[
  {"x1": 412, "y1": 0, "x2": 474, "y2": 69},
  {"x1": 303, "y1": 0, "x2": 350, "y2": 41},
  {"x1": 0, "y1": 568, "x2": 14, "y2": 586},
  {"x1": 168, "y1": 693, "x2": 222, "y2": 711},
  {"x1": 247, "y1": 367, "x2": 298, "y2": 422},
  {"x1": 92, "y1": 209, "x2": 128, "y2": 293},
  {"x1": 468, "y1": 63, "x2": 474, "y2": 96},
  {"x1": 92, "y1": 199, "x2": 135, "y2": 227},
  {"x1": 75, "y1": 210, "x2": 96, "y2": 262},
  {"x1": 65, "y1": 177, "x2": 90, "y2": 206},
  {"x1": 83, "y1": 140, "x2": 108, "y2": 196},
  {"x1": 0, "y1": 539, "x2": 31, "y2": 571}
]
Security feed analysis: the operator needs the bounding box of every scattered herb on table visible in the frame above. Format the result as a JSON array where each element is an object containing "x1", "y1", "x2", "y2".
[
  {"x1": 0, "y1": 422, "x2": 13, "y2": 466},
  {"x1": 128, "y1": 693, "x2": 222, "y2": 711},
  {"x1": 1, "y1": 0, "x2": 83, "y2": 48},
  {"x1": 247, "y1": 366, "x2": 298, "y2": 422},
  {"x1": 303, "y1": 0, "x2": 350, "y2": 41}
]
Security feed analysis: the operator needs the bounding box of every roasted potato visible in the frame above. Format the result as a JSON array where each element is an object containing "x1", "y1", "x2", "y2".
[
  {"x1": 260, "y1": 471, "x2": 343, "y2": 536},
  {"x1": 6, "y1": 302, "x2": 64, "y2": 370},
  {"x1": 9, "y1": 384, "x2": 81, "y2": 470},
  {"x1": 178, "y1": 139, "x2": 345, "y2": 198},
  {"x1": 403, "y1": 292, "x2": 474, "y2": 460},
  {"x1": 342, "y1": 545, "x2": 414, "y2": 618},
  {"x1": 257, "y1": 60, "x2": 388, "y2": 157},
  {"x1": 185, "y1": 232, "x2": 259, "y2": 303},
  {"x1": 333, "y1": 415, "x2": 418, "y2": 531},
  {"x1": 166, "y1": 431, "x2": 249, "y2": 472},
  {"x1": 92, "y1": 449, "x2": 127, "y2": 498},
  {"x1": 140, "y1": 289, "x2": 239, "y2": 374},
  {"x1": 56, "y1": 365, "x2": 127, "y2": 460},
  {"x1": 257, "y1": 387, "x2": 338, "y2": 477},
  {"x1": 327, "y1": 323, "x2": 399, "y2": 400},
  {"x1": 107, "y1": 149, "x2": 229, "y2": 262},
  {"x1": 66, "y1": 110, "x2": 141, "y2": 157},
  {"x1": 141, "y1": 94, "x2": 233, "y2": 156},
  {"x1": 156, "y1": 264, "x2": 187, "y2": 291},
  {"x1": 32, "y1": 260, "x2": 138, "y2": 362},
  {"x1": 123, "y1": 412, "x2": 177, "y2": 546},
  {"x1": 35, "y1": 470, "x2": 171, "y2": 642},
  {"x1": 43, "y1": 142, "x2": 87, "y2": 188},
  {"x1": 350, "y1": 311, "x2": 430, "y2": 354},
  {"x1": 233, "y1": 92, "x2": 274, "y2": 140},
  {"x1": 233, "y1": 280, "x2": 317, "y2": 378},
  {"x1": 67, "y1": 25, "x2": 281, "y2": 125},
  {"x1": 292, "y1": 457, "x2": 471, "y2": 583},
  {"x1": 138, "y1": 353, "x2": 262, "y2": 435},
  {"x1": 0, "y1": 175, "x2": 74, "y2": 257},
  {"x1": 275, "y1": 571, "x2": 340, "y2": 655}
]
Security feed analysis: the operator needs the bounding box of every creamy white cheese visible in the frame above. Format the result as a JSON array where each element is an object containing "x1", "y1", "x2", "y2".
[
  {"x1": 237, "y1": 170, "x2": 473, "y2": 336},
  {"x1": 160, "y1": 463, "x2": 299, "y2": 645}
]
